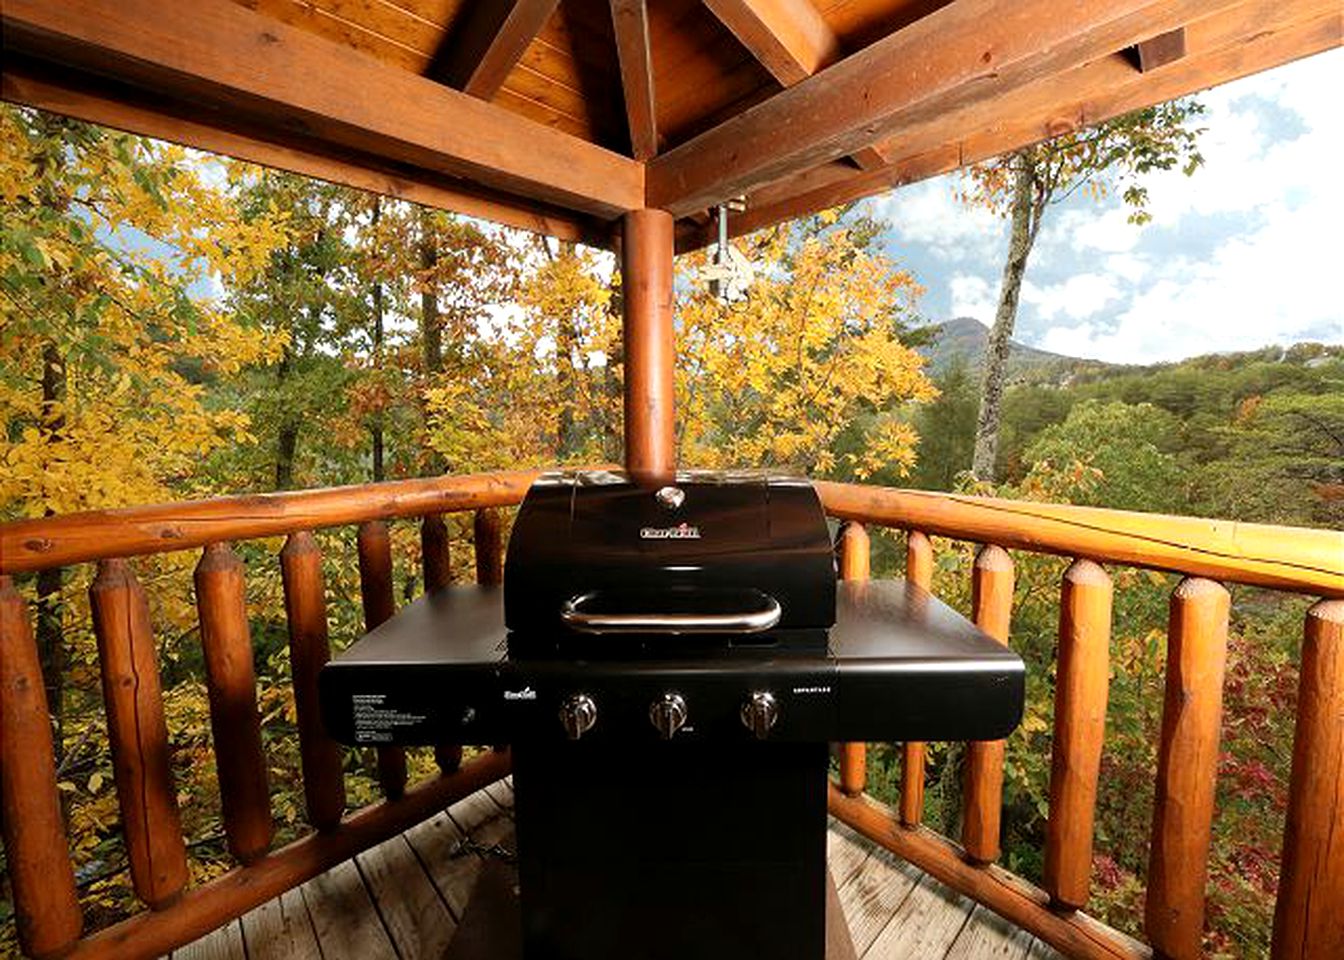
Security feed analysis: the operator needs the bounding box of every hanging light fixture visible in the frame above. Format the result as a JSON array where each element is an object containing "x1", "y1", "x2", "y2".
[{"x1": 697, "y1": 198, "x2": 754, "y2": 304}]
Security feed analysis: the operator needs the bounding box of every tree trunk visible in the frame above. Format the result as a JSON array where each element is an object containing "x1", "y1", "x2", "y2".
[
  {"x1": 972, "y1": 155, "x2": 1038, "y2": 481},
  {"x1": 419, "y1": 210, "x2": 446, "y2": 475},
  {"x1": 36, "y1": 344, "x2": 66, "y2": 765},
  {"x1": 274, "y1": 347, "x2": 298, "y2": 490},
  {"x1": 370, "y1": 198, "x2": 385, "y2": 483}
]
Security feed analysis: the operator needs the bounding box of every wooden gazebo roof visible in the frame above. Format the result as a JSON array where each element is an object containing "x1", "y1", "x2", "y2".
[{"x1": 3, "y1": 0, "x2": 1338, "y2": 252}]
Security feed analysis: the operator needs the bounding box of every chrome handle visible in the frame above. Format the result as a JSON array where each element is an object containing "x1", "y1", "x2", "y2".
[{"x1": 559, "y1": 594, "x2": 782, "y2": 635}]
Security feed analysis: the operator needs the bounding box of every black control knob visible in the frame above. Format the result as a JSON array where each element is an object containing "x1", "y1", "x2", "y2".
[
  {"x1": 649, "y1": 693, "x2": 688, "y2": 739},
  {"x1": 740, "y1": 691, "x2": 778, "y2": 740},
  {"x1": 558, "y1": 694, "x2": 597, "y2": 740}
]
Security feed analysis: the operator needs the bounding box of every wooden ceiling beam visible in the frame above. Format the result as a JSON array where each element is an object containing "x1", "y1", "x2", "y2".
[
  {"x1": 428, "y1": 0, "x2": 560, "y2": 99},
  {"x1": 703, "y1": 0, "x2": 889, "y2": 170},
  {"x1": 675, "y1": 0, "x2": 1339, "y2": 251},
  {"x1": 650, "y1": 0, "x2": 1249, "y2": 217},
  {"x1": 1, "y1": 60, "x2": 615, "y2": 248},
  {"x1": 1, "y1": 0, "x2": 641, "y2": 220},
  {"x1": 611, "y1": 0, "x2": 659, "y2": 160}
]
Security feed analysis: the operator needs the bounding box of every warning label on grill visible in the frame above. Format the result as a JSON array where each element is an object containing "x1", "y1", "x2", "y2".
[{"x1": 352, "y1": 693, "x2": 427, "y2": 743}]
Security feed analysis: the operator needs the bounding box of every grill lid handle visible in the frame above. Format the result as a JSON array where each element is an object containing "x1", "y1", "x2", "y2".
[{"x1": 560, "y1": 591, "x2": 782, "y2": 635}]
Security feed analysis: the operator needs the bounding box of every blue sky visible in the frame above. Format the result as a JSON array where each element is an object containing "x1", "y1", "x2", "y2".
[{"x1": 858, "y1": 47, "x2": 1343, "y2": 365}]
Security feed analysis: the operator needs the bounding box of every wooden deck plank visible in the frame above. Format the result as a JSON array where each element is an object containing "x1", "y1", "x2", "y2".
[
  {"x1": 300, "y1": 859, "x2": 398, "y2": 960},
  {"x1": 178, "y1": 783, "x2": 1030, "y2": 960},
  {"x1": 828, "y1": 818, "x2": 874, "y2": 890},
  {"x1": 171, "y1": 919, "x2": 245, "y2": 960},
  {"x1": 863, "y1": 873, "x2": 976, "y2": 959},
  {"x1": 240, "y1": 887, "x2": 322, "y2": 960},
  {"x1": 838, "y1": 845, "x2": 922, "y2": 955},
  {"x1": 944, "y1": 904, "x2": 1035, "y2": 960},
  {"x1": 357, "y1": 834, "x2": 458, "y2": 959},
  {"x1": 404, "y1": 787, "x2": 515, "y2": 919}
]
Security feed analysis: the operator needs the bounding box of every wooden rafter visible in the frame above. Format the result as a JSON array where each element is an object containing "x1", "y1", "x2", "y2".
[
  {"x1": 0, "y1": 0, "x2": 641, "y2": 220},
  {"x1": 675, "y1": 0, "x2": 1340, "y2": 250},
  {"x1": 1130, "y1": 27, "x2": 1189, "y2": 72},
  {"x1": 611, "y1": 0, "x2": 659, "y2": 160},
  {"x1": 650, "y1": 0, "x2": 1248, "y2": 217},
  {"x1": 703, "y1": 0, "x2": 892, "y2": 169},
  {"x1": 428, "y1": 0, "x2": 561, "y2": 99}
]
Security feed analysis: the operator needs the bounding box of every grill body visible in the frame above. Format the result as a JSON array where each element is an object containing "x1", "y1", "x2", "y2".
[{"x1": 320, "y1": 471, "x2": 1025, "y2": 958}]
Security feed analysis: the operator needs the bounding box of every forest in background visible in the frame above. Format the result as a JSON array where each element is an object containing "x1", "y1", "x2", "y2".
[{"x1": 1, "y1": 107, "x2": 1340, "y2": 958}]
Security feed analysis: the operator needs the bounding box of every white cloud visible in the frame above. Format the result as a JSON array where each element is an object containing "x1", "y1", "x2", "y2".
[
  {"x1": 868, "y1": 177, "x2": 1003, "y2": 263},
  {"x1": 1022, "y1": 273, "x2": 1123, "y2": 322},
  {"x1": 948, "y1": 273, "x2": 997, "y2": 320}
]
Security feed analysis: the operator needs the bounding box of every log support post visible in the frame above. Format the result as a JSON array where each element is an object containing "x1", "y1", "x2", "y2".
[
  {"x1": 0, "y1": 576, "x2": 83, "y2": 957},
  {"x1": 837, "y1": 522, "x2": 869, "y2": 796},
  {"x1": 1271, "y1": 599, "x2": 1344, "y2": 959},
  {"x1": 962, "y1": 544, "x2": 1013, "y2": 864},
  {"x1": 621, "y1": 208, "x2": 676, "y2": 485},
  {"x1": 1146, "y1": 577, "x2": 1229, "y2": 959}
]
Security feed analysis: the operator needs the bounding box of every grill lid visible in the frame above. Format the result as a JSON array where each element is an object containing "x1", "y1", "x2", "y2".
[{"x1": 503, "y1": 470, "x2": 836, "y2": 638}]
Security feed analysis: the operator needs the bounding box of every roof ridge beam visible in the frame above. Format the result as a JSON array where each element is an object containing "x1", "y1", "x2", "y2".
[
  {"x1": 704, "y1": 0, "x2": 891, "y2": 170},
  {"x1": 1, "y1": 0, "x2": 641, "y2": 220},
  {"x1": 649, "y1": 0, "x2": 1246, "y2": 217},
  {"x1": 428, "y1": 0, "x2": 560, "y2": 99}
]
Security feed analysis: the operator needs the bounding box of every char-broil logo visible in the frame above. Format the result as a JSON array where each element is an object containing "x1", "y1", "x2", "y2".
[
  {"x1": 503, "y1": 686, "x2": 537, "y2": 701},
  {"x1": 640, "y1": 522, "x2": 701, "y2": 540}
]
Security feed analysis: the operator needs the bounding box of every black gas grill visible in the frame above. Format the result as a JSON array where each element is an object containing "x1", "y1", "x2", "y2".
[{"x1": 321, "y1": 470, "x2": 1024, "y2": 959}]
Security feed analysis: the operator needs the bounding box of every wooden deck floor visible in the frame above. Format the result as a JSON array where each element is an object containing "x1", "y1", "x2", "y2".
[{"x1": 175, "y1": 780, "x2": 1064, "y2": 960}]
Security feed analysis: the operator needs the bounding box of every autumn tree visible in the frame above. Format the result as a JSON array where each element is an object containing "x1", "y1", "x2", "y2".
[
  {"x1": 964, "y1": 101, "x2": 1205, "y2": 480},
  {"x1": 0, "y1": 107, "x2": 287, "y2": 744},
  {"x1": 678, "y1": 216, "x2": 936, "y2": 477}
]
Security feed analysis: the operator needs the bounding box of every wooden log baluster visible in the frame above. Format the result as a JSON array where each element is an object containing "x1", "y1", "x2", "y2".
[
  {"x1": 421, "y1": 513, "x2": 452, "y2": 593},
  {"x1": 1043, "y1": 559, "x2": 1112, "y2": 910},
  {"x1": 280, "y1": 532, "x2": 346, "y2": 831},
  {"x1": 901, "y1": 530, "x2": 933, "y2": 828},
  {"x1": 357, "y1": 520, "x2": 406, "y2": 800},
  {"x1": 837, "y1": 522, "x2": 869, "y2": 797},
  {"x1": 1271, "y1": 599, "x2": 1344, "y2": 960},
  {"x1": 474, "y1": 508, "x2": 504, "y2": 587},
  {"x1": 0, "y1": 576, "x2": 83, "y2": 957},
  {"x1": 422, "y1": 514, "x2": 461, "y2": 773},
  {"x1": 89, "y1": 559, "x2": 190, "y2": 908},
  {"x1": 1145, "y1": 577, "x2": 1230, "y2": 960},
  {"x1": 194, "y1": 544, "x2": 272, "y2": 863},
  {"x1": 961, "y1": 544, "x2": 1014, "y2": 864}
]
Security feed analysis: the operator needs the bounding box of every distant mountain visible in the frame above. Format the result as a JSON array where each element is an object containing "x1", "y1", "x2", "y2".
[{"x1": 916, "y1": 317, "x2": 1117, "y2": 384}]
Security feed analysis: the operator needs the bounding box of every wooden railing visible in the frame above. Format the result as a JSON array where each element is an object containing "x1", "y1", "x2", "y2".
[
  {"x1": 0, "y1": 471, "x2": 534, "y2": 960},
  {"x1": 2, "y1": 472, "x2": 1341, "y2": 959},
  {"x1": 820, "y1": 481, "x2": 1343, "y2": 960}
]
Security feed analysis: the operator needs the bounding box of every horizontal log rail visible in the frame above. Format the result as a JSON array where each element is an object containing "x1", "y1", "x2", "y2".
[
  {"x1": 0, "y1": 468, "x2": 539, "y2": 574},
  {"x1": 3, "y1": 472, "x2": 1341, "y2": 958},
  {"x1": 816, "y1": 480, "x2": 1344, "y2": 597},
  {"x1": 822, "y1": 479, "x2": 1343, "y2": 960}
]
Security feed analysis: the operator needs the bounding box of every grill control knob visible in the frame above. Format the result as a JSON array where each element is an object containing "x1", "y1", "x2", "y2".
[
  {"x1": 558, "y1": 694, "x2": 597, "y2": 741},
  {"x1": 740, "y1": 691, "x2": 778, "y2": 740},
  {"x1": 650, "y1": 693, "x2": 688, "y2": 740},
  {"x1": 655, "y1": 486, "x2": 685, "y2": 510}
]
